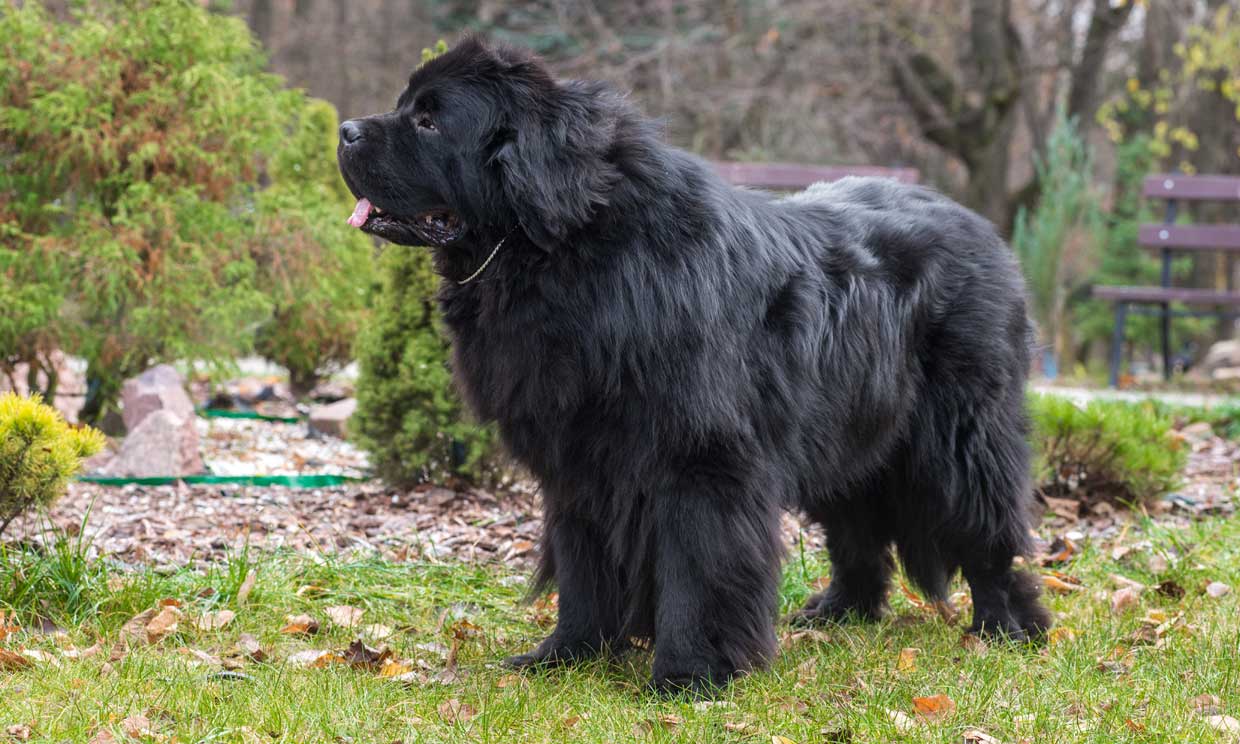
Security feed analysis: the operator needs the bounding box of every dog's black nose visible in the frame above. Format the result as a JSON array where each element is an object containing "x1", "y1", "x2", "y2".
[{"x1": 339, "y1": 119, "x2": 363, "y2": 144}]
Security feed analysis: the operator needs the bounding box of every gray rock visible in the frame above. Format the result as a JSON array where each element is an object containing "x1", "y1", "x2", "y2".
[
  {"x1": 121, "y1": 364, "x2": 195, "y2": 431},
  {"x1": 101, "y1": 409, "x2": 203, "y2": 477},
  {"x1": 308, "y1": 397, "x2": 357, "y2": 439},
  {"x1": 1202, "y1": 340, "x2": 1240, "y2": 375}
]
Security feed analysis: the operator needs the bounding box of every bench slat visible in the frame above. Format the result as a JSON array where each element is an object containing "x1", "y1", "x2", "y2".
[
  {"x1": 1092, "y1": 285, "x2": 1240, "y2": 305},
  {"x1": 711, "y1": 161, "x2": 920, "y2": 189},
  {"x1": 1139, "y1": 224, "x2": 1240, "y2": 250},
  {"x1": 1143, "y1": 174, "x2": 1240, "y2": 201}
]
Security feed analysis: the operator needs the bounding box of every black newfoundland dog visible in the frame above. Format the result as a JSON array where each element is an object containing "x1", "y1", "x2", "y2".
[{"x1": 337, "y1": 37, "x2": 1049, "y2": 694}]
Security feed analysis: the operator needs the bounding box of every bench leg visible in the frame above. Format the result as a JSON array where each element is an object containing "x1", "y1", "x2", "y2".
[
  {"x1": 1109, "y1": 302, "x2": 1128, "y2": 389},
  {"x1": 1160, "y1": 301, "x2": 1171, "y2": 380}
]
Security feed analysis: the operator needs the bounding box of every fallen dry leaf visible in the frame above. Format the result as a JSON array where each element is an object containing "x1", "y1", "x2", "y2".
[
  {"x1": 325, "y1": 605, "x2": 365, "y2": 629},
  {"x1": 144, "y1": 606, "x2": 182, "y2": 643},
  {"x1": 0, "y1": 611, "x2": 19, "y2": 642},
  {"x1": 959, "y1": 634, "x2": 989, "y2": 655},
  {"x1": 280, "y1": 614, "x2": 320, "y2": 635},
  {"x1": 1048, "y1": 627, "x2": 1079, "y2": 645},
  {"x1": 962, "y1": 729, "x2": 1001, "y2": 744},
  {"x1": 294, "y1": 584, "x2": 326, "y2": 598},
  {"x1": 1192, "y1": 694, "x2": 1223, "y2": 716},
  {"x1": 235, "y1": 633, "x2": 266, "y2": 662},
  {"x1": 1203, "y1": 715, "x2": 1240, "y2": 733},
  {"x1": 112, "y1": 609, "x2": 157, "y2": 660},
  {"x1": 496, "y1": 673, "x2": 527, "y2": 689},
  {"x1": 192, "y1": 610, "x2": 235, "y2": 631},
  {"x1": 780, "y1": 628, "x2": 832, "y2": 648},
  {"x1": 771, "y1": 736, "x2": 799, "y2": 744},
  {"x1": 236, "y1": 569, "x2": 257, "y2": 605},
  {"x1": 120, "y1": 715, "x2": 154, "y2": 739},
  {"x1": 1110, "y1": 574, "x2": 1146, "y2": 591},
  {"x1": 896, "y1": 647, "x2": 920, "y2": 672},
  {"x1": 1044, "y1": 496, "x2": 1080, "y2": 520},
  {"x1": 887, "y1": 710, "x2": 918, "y2": 734},
  {"x1": 438, "y1": 699, "x2": 477, "y2": 724},
  {"x1": 5, "y1": 724, "x2": 32, "y2": 741},
  {"x1": 286, "y1": 649, "x2": 345, "y2": 668},
  {"x1": 912, "y1": 694, "x2": 956, "y2": 721},
  {"x1": 1111, "y1": 587, "x2": 1140, "y2": 614},
  {"x1": 342, "y1": 639, "x2": 392, "y2": 670},
  {"x1": 1042, "y1": 574, "x2": 1083, "y2": 595},
  {"x1": 361, "y1": 623, "x2": 394, "y2": 642},
  {"x1": 63, "y1": 643, "x2": 103, "y2": 660},
  {"x1": 1206, "y1": 581, "x2": 1232, "y2": 599},
  {"x1": 157, "y1": 598, "x2": 182, "y2": 609},
  {"x1": 0, "y1": 648, "x2": 32, "y2": 671},
  {"x1": 379, "y1": 658, "x2": 414, "y2": 678},
  {"x1": 88, "y1": 730, "x2": 117, "y2": 744}
]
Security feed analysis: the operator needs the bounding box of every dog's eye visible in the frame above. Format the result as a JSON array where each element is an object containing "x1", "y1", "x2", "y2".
[{"x1": 416, "y1": 114, "x2": 437, "y2": 132}]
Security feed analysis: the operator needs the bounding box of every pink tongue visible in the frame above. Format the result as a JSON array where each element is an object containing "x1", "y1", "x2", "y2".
[{"x1": 347, "y1": 198, "x2": 372, "y2": 228}]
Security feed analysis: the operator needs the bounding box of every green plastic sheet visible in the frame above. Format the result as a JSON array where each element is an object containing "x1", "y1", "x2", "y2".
[{"x1": 78, "y1": 473, "x2": 367, "y2": 488}]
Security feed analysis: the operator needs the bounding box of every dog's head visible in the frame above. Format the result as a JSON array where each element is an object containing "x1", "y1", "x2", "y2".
[{"x1": 337, "y1": 37, "x2": 621, "y2": 252}]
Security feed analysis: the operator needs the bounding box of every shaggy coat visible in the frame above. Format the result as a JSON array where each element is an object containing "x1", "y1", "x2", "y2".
[{"x1": 337, "y1": 37, "x2": 1049, "y2": 694}]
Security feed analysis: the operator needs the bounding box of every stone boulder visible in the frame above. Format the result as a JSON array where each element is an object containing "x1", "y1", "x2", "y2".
[
  {"x1": 101, "y1": 409, "x2": 204, "y2": 477},
  {"x1": 121, "y1": 364, "x2": 196, "y2": 431},
  {"x1": 1202, "y1": 340, "x2": 1240, "y2": 378},
  {"x1": 308, "y1": 397, "x2": 357, "y2": 439}
]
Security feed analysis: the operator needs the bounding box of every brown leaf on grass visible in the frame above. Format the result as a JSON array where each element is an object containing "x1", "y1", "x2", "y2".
[
  {"x1": 1042, "y1": 574, "x2": 1083, "y2": 595},
  {"x1": 962, "y1": 729, "x2": 1002, "y2": 744},
  {"x1": 1109, "y1": 574, "x2": 1145, "y2": 591},
  {"x1": 236, "y1": 569, "x2": 257, "y2": 605},
  {"x1": 379, "y1": 658, "x2": 414, "y2": 678},
  {"x1": 1110, "y1": 587, "x2": 1140, "y2": 614},
  {"x1": 530, "y1": 593, "x2": 558, "y2": 627},
  {"x1": 959, "y1": 634, "x2": 989, "y2": 655},
  {"x1": 178, "y1": 647, "x2": 222, "y2": 667},
  {"x1": 286, "y1": 649, "x2": 345, "y2": 668},
  {"x1": 0, "y1": 611, "x2": 19, "y2": 642},
  {"x1": 771, "y1": 736, "x2": 799, "y2": 744},
  {"x1": 1192, "y1": 694, "x2": 1223, "y2": 716},
  {"x1": 280, "y1": 614, "x2": 320, "y2": 635},
  {"x1": 342, "y1": 640, "x2": 392, "y2": 670},
  {"x1": 235, "y1": 633, "x2": 266, "y2": 662},
  {"x1": 325, "y1": 606, "x2": 365, "y2": 629},
  {"x1": 144, "y1": 606, "x2": 182, "y2": 643},
  {"x1": 5, "y1": 724, "x2": 32, "y2": 741},
  {"x1": 361, "y1": 623, "x2": 394, "y2": 642},
  {"x1": 1044, "y1": 497, "x2": 1081, "y2": 520},
  {"x1": 496, "y1": 673, "x2": 527, "y2": 689},
  {"x1": 87, "y1": 730, "x2": 117, "y2": 744},
  {"x1": 1153, "y1": 580, "x2": 1185, "y2": 599},
  {"x1": 911, "y1": 694, "x2": 956, "y2": 721},
  {"x1": 887, "y1": 710, "x2": 917, "y2": 733},
  {"x1": 1203, "y1": 715, "x2": 1240, "y2": 733},
  {"x1": 156, "y1": 598, "x2": 182, "y2": 609},
  {"x1": 1039, "y1": 535, "x2": 1078, "y2": 566},
  {"x1": 1125, "y1": 719, "x2": 1146, "y2": 733},
  {"x1": 120, "y1": 715, "x2": 155, "y2": 739},
  {"x1": 1048, "y1": 627, "x2": 1079, "y2": 645},
  {"x1": 899, "y1": 583, "x2": 932, "y2": 612},
  {"x1": 780, "y1": 629, "x2": 832, "y2": 648},
  {"x1": 896, "y1": 647, "x2": 920, "y2": 672},
  {"x1": 62, "y1": 643, "x2": 102, "y2": 660},
  {"x1": 112, "y1": 609, "x2": 157, "y2": 660},
  {"x1": 192, "y1": 610, "x2": 235, "y2": 631},
  {"x1": 294, "y1": 584, "x2": 326, "y2": 598},
  {"x1": 437, "y1": 699, "x2": 477, "y2": 724},
  {"x1": 0, "y1": 649, "x2": 32, "y2": 671},
  {"x1": 1206, "y1": 581, "x2": 1232, "y2": 599}
]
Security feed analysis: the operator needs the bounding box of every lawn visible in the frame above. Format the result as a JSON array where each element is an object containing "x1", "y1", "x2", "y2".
[{"x1": 2, "y1": 511, "x2": 1239, "y2": 744}]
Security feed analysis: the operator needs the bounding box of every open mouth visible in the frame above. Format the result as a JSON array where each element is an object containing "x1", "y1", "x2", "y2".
[{"x1": 346, "y1": 197, "x2": 464, "y2": 245}]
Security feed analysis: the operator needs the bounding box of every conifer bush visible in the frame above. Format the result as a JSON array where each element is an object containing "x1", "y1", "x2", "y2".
[
  {"x1": 1030, "y1": 394, "x2": 1186, "y2": 506},
  {"x1": 0, "y1": 393, "x2": 105, "y2": 536}
]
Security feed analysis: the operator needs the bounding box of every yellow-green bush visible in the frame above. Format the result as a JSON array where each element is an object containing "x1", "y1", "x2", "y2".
[
  {"x1": 1030, "y1": 394, "x2": 1186, "y2": 506},
  {"x1": 0, "y1": 393, "x2": 105, "y2": 535}
]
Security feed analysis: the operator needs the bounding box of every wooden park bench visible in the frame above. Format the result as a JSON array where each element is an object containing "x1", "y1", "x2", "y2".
[
  {"x1": 710, "y1": 161, "x2": 920, "y2": 190},
  {"x1": 1093, "y1": 174, "x2": 1240, "y2": 387}
]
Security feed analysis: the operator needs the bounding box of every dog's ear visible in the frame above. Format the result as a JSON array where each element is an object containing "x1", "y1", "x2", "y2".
[{"x1": 490, "y1": 55, "x2": 621, "y2": 249}]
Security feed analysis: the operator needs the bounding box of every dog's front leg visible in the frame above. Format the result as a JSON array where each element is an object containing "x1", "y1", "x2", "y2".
[
  {"x1": 650, "y1": 479, "x2": 782, "y2": 696},
  {"x1": 505, "y1": 509, "x2": 625, "y2": 669}
]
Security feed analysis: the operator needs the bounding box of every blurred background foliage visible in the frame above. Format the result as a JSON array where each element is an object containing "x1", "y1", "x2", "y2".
[{"x1": 3, "y1": 0, "x2": 1240, "y2": 485}]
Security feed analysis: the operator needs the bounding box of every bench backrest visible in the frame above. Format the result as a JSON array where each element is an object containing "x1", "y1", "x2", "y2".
[
  {"x1": 1140, "y1": 174, "x2": 1240, "y2": 254},
  {"x1": 711, "y1": 161, "x2": 920, "y2": 190}
]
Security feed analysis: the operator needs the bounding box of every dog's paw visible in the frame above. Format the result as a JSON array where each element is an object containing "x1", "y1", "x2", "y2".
[
  {"x1": 790, "y1": 593, "x2": 885, "y2": 627},
  {"x1": 502, "y1": 636, "x2": 609, "y2": 670},
  {"x1": 649, "y1": 672, "x2": 728, "y2": 700}
]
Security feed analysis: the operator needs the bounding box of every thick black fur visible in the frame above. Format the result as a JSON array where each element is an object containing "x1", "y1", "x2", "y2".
[{"x1": 337, "y1": 37, "x2": 1050, "y2": 695}]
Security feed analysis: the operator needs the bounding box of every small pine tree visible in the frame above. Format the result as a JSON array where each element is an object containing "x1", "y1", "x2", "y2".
[
  {"x1": 0, "y1": 393, "x2": 106, "y2": 536},
  {"x1": 352, "y1": 247, "x2": 499, "y2": 487}
]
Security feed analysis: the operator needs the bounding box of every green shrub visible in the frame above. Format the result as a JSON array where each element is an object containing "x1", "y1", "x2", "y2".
[
  {"x1": 251, "y1": 100, "x2": 375, "y2": 398},
  {"x1": 1030, "y1": 394, "x2": 1186, "y2": 506},
  {"x1": 0, "y1": 1, "x2": 373, "y2": 419},
  {"x1": 0, "y1": 393, "x2": 105, "y2": 536},
  {"x1": 352, "y1": 246, "x2": 500, "y2": 487}
]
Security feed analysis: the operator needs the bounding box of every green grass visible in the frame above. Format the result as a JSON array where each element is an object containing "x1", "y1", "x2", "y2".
[{"x1": 2, "y1": 516, "x2": 1240, "y2": 743}]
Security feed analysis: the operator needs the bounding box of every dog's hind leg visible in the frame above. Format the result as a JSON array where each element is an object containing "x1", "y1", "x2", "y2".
[
  {"x1": 505, "y1": 509, "x2": 626, "y2": 669},
  {"x1": 649, "y1": 470, "x2": 782, "y2": 696},
  {"x1": 792, "y1": 487, "x2": 894, "y2": 625}
]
